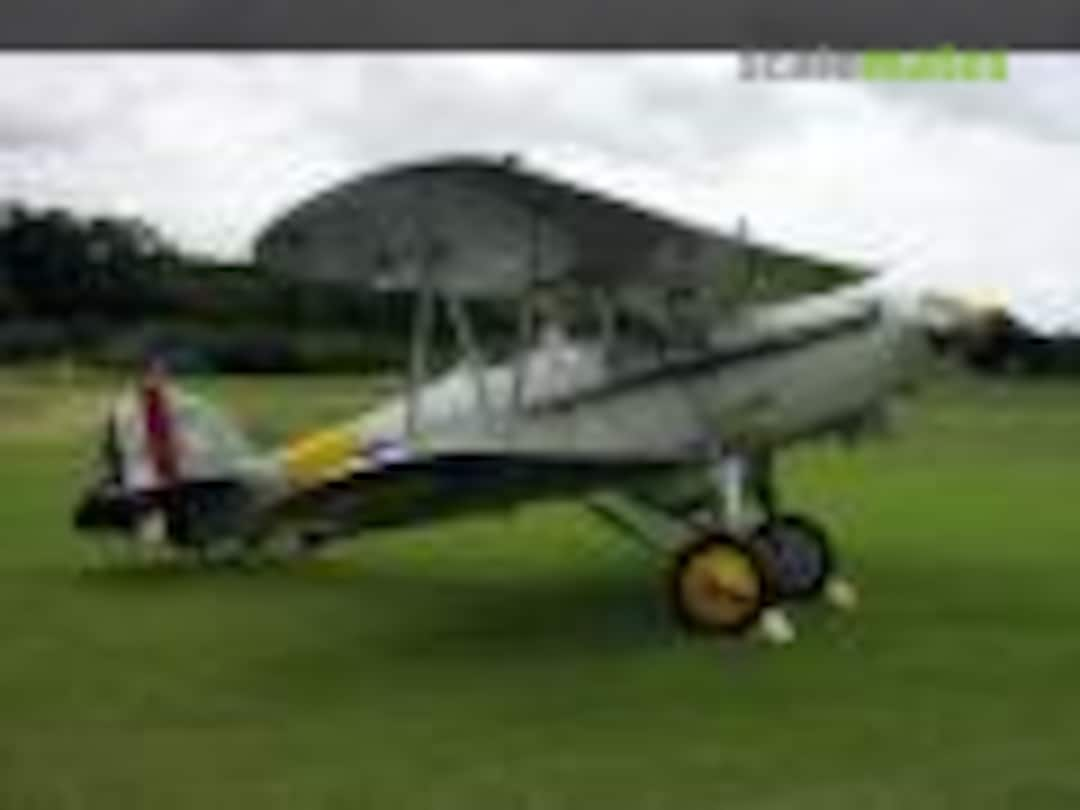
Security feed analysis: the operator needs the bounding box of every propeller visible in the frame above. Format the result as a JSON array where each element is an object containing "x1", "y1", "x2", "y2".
[{"x1": 914, "y1": 290, "x2": 1026, "y2": 369}]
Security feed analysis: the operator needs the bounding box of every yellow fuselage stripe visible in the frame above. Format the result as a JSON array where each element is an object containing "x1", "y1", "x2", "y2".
[{"x1": 279, "y1": 424, "x2": 362, "y2": 490}]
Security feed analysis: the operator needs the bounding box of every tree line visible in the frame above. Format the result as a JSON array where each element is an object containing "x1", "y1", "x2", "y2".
[{"x1": 0, "y1": 202, "x2": 443, "y2": 372}]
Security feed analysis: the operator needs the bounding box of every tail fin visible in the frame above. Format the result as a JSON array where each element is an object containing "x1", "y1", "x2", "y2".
[{"x1": 73, "y1": 371, "x2": 264, "y2": 542}]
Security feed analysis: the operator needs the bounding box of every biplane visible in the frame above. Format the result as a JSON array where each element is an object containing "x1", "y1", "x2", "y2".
[{"x1": 73, "y1": 155, "x2": 995, "y2": 643}]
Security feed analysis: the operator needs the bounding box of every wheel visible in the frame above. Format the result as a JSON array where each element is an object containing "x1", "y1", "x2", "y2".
[
  {"x1": 669, "y1": 533, "x2": 768, "y2": 635},
  {"x1": 749, "y1": 514, "x2": 834, "y2": 601}
]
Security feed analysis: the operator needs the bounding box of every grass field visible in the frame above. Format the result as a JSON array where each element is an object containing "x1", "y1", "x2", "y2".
[{"x1": 2, "y1": 366, "x2": 1080, "y2": 809}]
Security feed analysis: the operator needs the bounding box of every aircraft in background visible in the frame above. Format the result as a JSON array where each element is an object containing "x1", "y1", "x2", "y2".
[{"x1": 73, "y1": 155, "x2": 1000, "y2": 643}]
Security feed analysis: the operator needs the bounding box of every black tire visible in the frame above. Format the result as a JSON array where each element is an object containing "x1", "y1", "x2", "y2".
[
  {"x1": 749, "y1": 514, "x2": 834, "y2": 601},
  {"x1": 668, "y1": 532, "x2": 768, "y2": 635}
]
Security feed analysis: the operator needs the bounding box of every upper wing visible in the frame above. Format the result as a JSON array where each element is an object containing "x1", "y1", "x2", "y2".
[{"x1": 254, "y1": 155, "x2": 870, "y2": 302}]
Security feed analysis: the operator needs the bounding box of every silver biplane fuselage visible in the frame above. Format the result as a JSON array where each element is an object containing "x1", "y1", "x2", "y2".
[
  {"x1": 359, "y1": 286, "x2": 921, "y2": 466},
  {"x1": 263, "y1": 281, "x2": 935, "y2": 544}
]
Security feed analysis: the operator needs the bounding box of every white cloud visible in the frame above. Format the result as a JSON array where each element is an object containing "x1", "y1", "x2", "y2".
[{"x1": 0, "y1": 52, "x2": 1078, "y2": 329}]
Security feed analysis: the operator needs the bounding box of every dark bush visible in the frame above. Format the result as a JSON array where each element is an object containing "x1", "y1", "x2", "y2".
[{"x1": 0, "y1": 320, "x2": 69, "y2": 363}]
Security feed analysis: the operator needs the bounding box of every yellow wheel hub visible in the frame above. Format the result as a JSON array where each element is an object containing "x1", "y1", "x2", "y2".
[{"x1": 678, "y1": 542, "x2": 762, "y2": 630}]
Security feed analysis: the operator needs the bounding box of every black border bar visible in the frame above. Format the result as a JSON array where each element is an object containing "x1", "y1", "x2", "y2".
[{"x1": 3, "y1": 0, "x2": 1078, "y2": 48}]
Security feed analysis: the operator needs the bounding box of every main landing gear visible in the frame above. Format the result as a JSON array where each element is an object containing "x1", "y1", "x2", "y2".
[
  {"x1": 668, "y1": 450, "x2": 858, "y2": 642},
  {"x1": 593, "y1": 449, "x2": 858, "y2": 644}
]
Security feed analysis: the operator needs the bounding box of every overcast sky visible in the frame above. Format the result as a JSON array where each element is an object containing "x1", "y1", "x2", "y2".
[{"x1": 0, "y1": 53, "x2": 1077, "y2": 329}]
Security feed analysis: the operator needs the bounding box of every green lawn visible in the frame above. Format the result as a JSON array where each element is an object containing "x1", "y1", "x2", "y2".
[{"x1": 2, "y1": 367, "x2": 1080, "y2": 809}]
